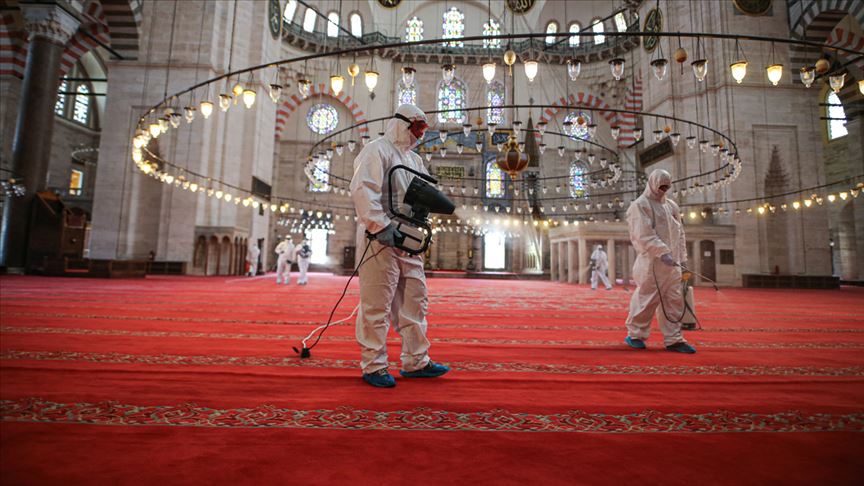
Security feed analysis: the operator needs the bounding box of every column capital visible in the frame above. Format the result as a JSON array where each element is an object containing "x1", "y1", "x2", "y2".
[{"x1": 21, "y1": 3, "x2": 80, "y2": 45}]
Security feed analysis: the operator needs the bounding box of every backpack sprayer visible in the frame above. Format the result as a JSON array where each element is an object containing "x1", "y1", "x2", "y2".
[{"x1": 292, "y1": 164, "x2": 454, "y2": 358}]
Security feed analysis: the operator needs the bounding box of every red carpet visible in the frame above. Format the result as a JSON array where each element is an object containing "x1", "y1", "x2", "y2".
[{"x1": 2, "y1": 274, "x2": 863, "y2": 485}]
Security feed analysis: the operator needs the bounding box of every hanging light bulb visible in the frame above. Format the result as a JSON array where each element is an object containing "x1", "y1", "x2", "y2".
[
  {"x1": 298, "y1": 78, "x2": 312, "y2": 98},
  {"x1": 523, "y1": 60, "x2": 539, "y2": 83},
  {"x1": 557, "y1": 146, "x2": 565, "y2": 157},
  {"x1": 219, "y1": 94, "x2": 232, "y2": 112},
  {"x1": 503, "y1": 50, "x2": 516, "y2": 75},
  {"x1": 402, "y1": 66, "x2": 417, "y2": 86},
  {"x1": 829, "y1": 72, "x2": 845, "y2": 93},
  {"x1": 610, "y1": 126, "x2": 620, "y2": 140},
  {"x1": 184, "y1": 106, "x2": 196, "y2": 123},
  {"x1": 199, "y1": 100, "x2": 214, "y2": 119},
  {"x1": 440, "y1": 147, "x2": 448, "y2": 157},
  {"x1": 539, "y1": 143, "x2": 547, "y2": 154},
  {"x1": 364, "y1": 70, "x2": 379, "y2": 93},
  {"x1": 633, "y1": 128, "x2": 643, "y2": 141},
  {"x1": 653, "y1": 130, "x2": 663, "y2": 143},
  {"x1": 650, "y1": 58, "x2": 669, "y2": 81},
  {"x1": 566, "y1": 58, "x2": 581, "y2": 81},
  {"x1": 730, "y1": 61, "x2": 748, "y2": 84},
  {"x1": 475, "y1": 142, "x2": 483, "y2": 152},
  {"x1": 325, "y1": 148, "x2": 334, "y2": 159},
  {"x1": 462, "y1": 123, "x2": 472, "y2": 137},
  {"x1": 232, "y1": 81, "x2": 244, "y2": 99},
  {"x1": 456, "y1": 143, "x2": 464, "y2": 154},
  {"x1": 330, "y1": 75, "x2": 345, "y2": 95},
  {"x1": 766, "y1": 64, "x2": 783, "y2": 86},
  {"x1": 347, "y1": 140, "x2": 357, "y2": 152},
  {"x1": 587, "y1": 153, "x2": 596, "y2": 164},
  {"x1": 537, "y1": 121, "x2": 547, "y2": 136},
  {"x1": 487, "y1": 122, "x2": 497, "y2": 135},
  {"x1": 268, "y1": 83, "x2": 283, "y2": 103},
  {"x1": 442, "y1": 64, "x2": 455, "y2": 84},
  {"x1": 700, "y1": 140, "x2": 710, "y2": 152},
  {"x1": 335, "y1": 144, "x2": 344, "y2": 156},
  {"x1": 799, "y1": 67, "x2": 816, "y2": 88},
  {"x1": 242, "y1": 88, "x2": 256, "y2": 108},
  {"x1": 482, "y1": 62, "x2": 496, "y2": 83},
  {"x1": 670, "y1": 132, "x2": 681, "y2": 146},
  {"x1": 691, "y1": 59, "x2": 708, "y2": 82},
  {"x1": 686, "y1": 136, "x2": 697, "y2": 149},
  {"x1": 600, "y1": 158, "x2": 608, "y2": 168},
  {"x1": 169, "y1": 113, "x2": 181, "y2": 128},
  {"x1": 439, "y1": 130, "x2": 448, "y2": 143},
  {"x1": 512, "y1": 120, "x2": 522, "y2": 135},
  {"x1": 609, "y1": 58, "x2": 625, "y2": 81},
  {"x1": 496, "y1": 142, "x2": 504, "y2": 152},
  {"x1": 425, "y1": 152, "x2": 432, "y2": 161}
]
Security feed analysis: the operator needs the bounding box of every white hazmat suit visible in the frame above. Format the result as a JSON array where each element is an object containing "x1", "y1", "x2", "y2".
[
  {"x1": 293, "y1": 240, "x2": 311, "y2": 285},
  {"x1": 246, "y1": 243, "x2": 260, "y2": 277},
  {"x1": 349, "y1": 104, "x2": 433, "y2": 375},
  {"x1": 275, "y1": 238, "x2": 294, "y2": 284},
  {"x1": 624, "y1": 169, "x2": 689, "y2": 346},
  {"x1": 590, "y1": 245, "x2": 613, "y2": 290}
]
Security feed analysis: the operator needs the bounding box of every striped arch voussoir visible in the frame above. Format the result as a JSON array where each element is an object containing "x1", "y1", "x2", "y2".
[
  {"x1": 59, "y1": 1, "x2": 110, "y2": 78},
  {"x1": 274, "y1": 84, "x2": 368, "y2": 140},
  {"x1": 794, "y1": 0, "x2": 864, "y2": 39}
]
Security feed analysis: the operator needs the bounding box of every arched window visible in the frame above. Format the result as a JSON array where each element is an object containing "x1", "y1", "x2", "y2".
[
  {"x1": 486, "y1": 81, "x2": 505, "y2": 125},
  {"x1": 437, "y1": 78, "x2": 466, "y2": 124},
  {"x1": 826, "y1": 91, "x2": 848, "y2": 140},
  {"x1": 483, "y1": 18, "x2": 501, "y2": 48},
  {"x1": 486, "y1": 160, "x2": 505, "y2": 198},
  {"x1": 55, "y1": 77, "x2": 68, "y2": 116},
  {"x1": 564, "y1": 111, "x2": 592, "y2": 140},
  {"x1": 591, "y1": 19, "x2": 605, "y2": 44},
  {"x1": 406, "y1": 16, "x2": 423, "y2": 42},
  {"x1": 569, "y1": 162, "x2": 589, "y2": 198},
  {"x1": 326, "y1": 12, "x2": 339, "y2": 37},
  {"x1": 306, "y1": 103, "x2": 339, "y2": 135},
  {"x1": 614, "y1": 11, "x2": 628, "y2": 31},
  {"x1": 283, "y1": 0, "x2": 298, "y2": 23},
  {"x1": 73, "y1": 83, "x2": 91, "y2": 125},
  {"x1": 350, "y1": 12, "x2": 362, "y2": 37},
  {"x1": 302, "y1": 8, "x2": 316, "y2": 32},
  {"x1": 568, "y1": 22, "x2": 581, "y2": 47},
  {"x1": 397, "y1": 80, "x2": 416, "y2": 107},
  {"x1": 442, "y1": 7, "x2": 464, "y2": 47},
  {"x1": 309, "y1": 158, "x2": 330, "y2": 192},
  {"x1": 545, "y1": 21, "x2": 558, "y2": 45}
]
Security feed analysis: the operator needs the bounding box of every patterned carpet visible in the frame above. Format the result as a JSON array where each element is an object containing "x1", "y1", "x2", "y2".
[{"x1": 1, "y1": 274, "x2": 863, "y2": 485}]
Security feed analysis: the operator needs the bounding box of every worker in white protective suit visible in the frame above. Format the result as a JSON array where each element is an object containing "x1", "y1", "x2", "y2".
[
  {"x1": 274, "y1": 236, "x2": 295, "y2": 284},
  {"x1": 623, "y1": 169, "x2": 696, "y2": 354},
  {"x1": 590, "y1": 244, "x2": 613, "y2": 290},
  {"x1": 246, "y1": 242, "x2": 260, "y2": 277},
  {"x1": 293, "y1": 238, "x2": 312, "y2": 285},
  {"x1": 349, "y1": 103, "x2": 450, "y2": 388}
]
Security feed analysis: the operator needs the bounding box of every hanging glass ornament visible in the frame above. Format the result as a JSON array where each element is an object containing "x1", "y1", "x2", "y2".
[
  {"x1": 686, "y1": 136, "x2": 697, "y2": 149},
  {"x1": 650, "y1": 58, "x2": 669, "y2": 81},
  {"x1": 566, "y1": 59, "x2": 581, "y2": 81},
  {"x1": 347, "y1": 140, "x2": 357, "y2": 152},
  {"x1": 401, "y1": 66, "x2": 416, "y2": 86},
  {"x1": 691, "y1": 59, "x2": 708, "y2": 82},
  {"x1": 441, "y1": 64, "x2": 456, "y2": 84},
  {"x1": 268, "y1": 83, "x2": 283, "y2": 102},
  {"x1": 610, "y1": 126, "x2": 620, "y2": 140},
  {"x1": 609, "y1": 58, "x2": 625, "y2": 81},
  {"x1": 799, "y1": 67, "x2": 815, "y2": 88}
]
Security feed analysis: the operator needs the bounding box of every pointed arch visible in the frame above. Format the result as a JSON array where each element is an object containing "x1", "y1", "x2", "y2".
[{"x1": 275, "y1": 84, "x2": 368, "y2": 139}]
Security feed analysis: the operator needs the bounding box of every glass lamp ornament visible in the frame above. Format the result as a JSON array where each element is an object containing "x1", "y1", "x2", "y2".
[
  {"x1": 364, "y1": 70, "x2": 379, "y2": 93},
  {"x1": 232, "y1": 82, "x2": 244, "y2": 99},
  {"x1": 730, "y1": 60, "x2": 748, "y2": 83},
  {"x1": 766, "y1": 64, "x2": 783, "y2": 86},
  {"x1": 456, "y1": 143, "x2": 464, "y2": 154},
  {"x1": 653, "y1": 130, "x2": 663, "y2": 143},
  {"x1": 610, "y1": 126, "x2": 620, "y2": 140},
  {"x1": 699, "y1": 140, "x2": 710, "y2": 152},
  {"x1": 199, "y1": 100, "x2": 214, "y2": 119},
  {"x1": 475, "y1": 141, "x2": 483, "y2": 151},
  {"x1": 463, "y1": 123, "x2": 472, "y2": 136},
  {"x1": 297, "y1": 78, "x2": 312, "y2": 98},
  {"x1": 523, "y1": 59, "x2": 539, "y2": 83},
  {"x1": 829, "y1": 72, "x2": 845, "y2": 93},
  {"x1": 587, "y1": 124, "x2": 597, "y2": 139},
  {"x1": 219, "y1": 94, "x2": 232, "y2": 112},
  {"x1": 440, "y1": 147, "x2": 448, "y2": 157},
  {"x1": 633, "y1": 128, "x2": 643, "y2": 141},
  {"x1": 441, "y1": 64, "x2": 456, "y2": 84},
  {"x1": 691, "y1": 59, "x2": 708, "y2": 82},
  {"x1": 587, "y1": 153, "x2": 596, "y2": 164},
  {"x1": 169, "y1": 113, "x2": 181, "y2": 128},
  {"x1": 859, "y1": 80, "x2": 864, "y2": 95},
  {"x1": 482, "y1": 62, "x2": 496, "y2": 83},
  {"x1": 557, "y1": 145, "x2": 566, "y2": 157},
  {"x1": 268, "y1": 83, "x2": 283, "y2": 102},
  {"x1": 330, "y1": 75, "x2": 345, "y2": 96},
  {"x1": 401, "y1": 66, "x2": 416, "y2": 86},
  {"x1": 242, "y1": 88, "x2": 256, "y2": 108},
  {"x1": 512, "y1": 120, "x2": 522, "y2": 135},
  {"x1": 537, "y1": 121, "x2": 547, "y2": 136},
  {"x1": 361, "y1": 134, "x2": 371, "y2": 146},
  {"x1": 670, "y1": 132, "x2": 681, "y2": 146},
  {"x1": 566, "y1": 58, "x2": 581, "y2": 80},
  {"x1": 335, "y1": 144, "x2": 344, "y2": 156},
  {"x1": 496, "y1": 135, "x2": 529, "y2": 179},
  {"x1": 347, "y1": 140, "x2": 357, "y2": 152},
  {"x1": 686, "y1": 135, "x2": 697, "y2": 149},
  {"x1": 487, "y1": 122, "x2": 498, "y2": 135},
  {"x1": 609, "y1": 58, "x2": 625, "y2": 81},
  {"x1": 439, "y1": 130, "x2": 448, "y2": 142},
  {"x1": 183, "y1": 105, "x2": 196, "y2": 123},
  {"x1": 650, "y1": 58, "x2": 668, "y2": 81},
  {"x1": 538, "y1": 143, "x2": 547, "y2": 154}
]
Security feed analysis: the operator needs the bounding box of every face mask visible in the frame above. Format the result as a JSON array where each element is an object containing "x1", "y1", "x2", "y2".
[{"x1": 395, "y1": 113, "x2": 428, "y2": 143}]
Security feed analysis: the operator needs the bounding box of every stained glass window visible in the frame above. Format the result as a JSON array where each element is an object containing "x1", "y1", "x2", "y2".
[
  {"x1": 73, "y1": 84, "x2": 90, "y2": 125},
  {"x1": 614, "y1": 12, "x2": 628, "y2": 32},
  {"x1": 55, "y1": 77, "x2": 68, "y2": 116},
  {"x1": 486, "y1": 160, "x2": 505, "y2": 198},
  {"x1": 406, "y1": 16, "x2": 423, "y2": 42},
  {"x1": 442, "y1": 7, "x2": 464, "y2": 47},
  {"x1": 591, "y1": 19, "x2": 605, "y2": 44},
  {"x1": 303, "y1": 8, "x2": 316, "y2": 32},
  {"x1": 545, "y1": 21, "x2": 558, "y2": 45},
  {"x1": 306, "y1": 104, "x2": 339, "y2": 135},
  {"x1": 486, "y1": 81, "x2": 505, "y2": 125},
  {"x1": 564, "y1": 111, "x2": 592, "y2": 140},
  {"x1": 326, "y1": 12, "x2": 339, "y2": 37},
  {"x1": 397, "y1": 80, "x2": 416, "y2": 108},
  {"x1": 827, "y1": 91, "x2": 848, "y2": 140},
  {"x1": 350, "y1": 13, "x2": 362, "y2": 37},
  {"x1": 283, "y1": 0, "x2": 298, "y2": 23},
  {"x1": 309, "y1": 158, "x2": 330, "y2": 192},
  {"x1": 568, "y1": 22, "x2": 581, "y2": 47},
  {"x1": 569, "y1": 162, "x2": 588, "y2": 198},
  {"x1": 437, "y1": 79, "x2": 466, "y2": 124},
  {"x1": 483, "y1": 18, "x2": 501, "y2": 48}
]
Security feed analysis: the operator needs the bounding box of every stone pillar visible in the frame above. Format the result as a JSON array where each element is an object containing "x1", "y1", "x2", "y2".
[
  {"x1": 607, "y1": 238, "x2": 616, "y2": 285},
  {"x1": 567, "y1": 239, "x2": 578, "y2": 283},
  {"x1": 692, "y1": 239, "x2": 702, "y2": 284},
  {"x1": 550, "y1": 241, "x2": 558, "y2": 281},
  {"x1": 0, "y1": 4, "x2": 79, "y2": 269},
  {"x1": 558, "y1": 241, "x2": 566, "y2": 282},
  {"x1": 577, "y1": 237, "x2": 588, "y2": 284}
]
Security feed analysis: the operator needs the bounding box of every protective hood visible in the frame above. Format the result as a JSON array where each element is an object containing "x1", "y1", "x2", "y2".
[
  {"x1": 642, "y1": 169, "x2": 672, "y2": 202},
  {"x1": 385, "y1": 104, "x2": 428, "y2": 151}
]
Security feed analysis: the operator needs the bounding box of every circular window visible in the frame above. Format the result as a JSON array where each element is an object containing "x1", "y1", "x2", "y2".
[
  {"x1": 306, "y1": 104, "x2": 339, "y2": 135},
  {"x1": 564, "y1": 111, "x2": 592, "y2": 141}
]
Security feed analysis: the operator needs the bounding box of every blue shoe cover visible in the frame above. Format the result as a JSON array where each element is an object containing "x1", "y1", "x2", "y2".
[
  {"x1": 399, "y1": 362, "x2": 450, "y2": 378},
  {"x1": 625, "y1": 336, "x2": 646, "y2": 349},
  {"x1": 666, "y1": 342, "x2": 697, "y2": 354},
  {"x1": 362, "y1": 369, "x2": 396, "y2": 388}
]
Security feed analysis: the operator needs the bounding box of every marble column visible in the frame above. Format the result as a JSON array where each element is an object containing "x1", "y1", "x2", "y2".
[
  {"x1": 577, "y1": 237, "x2": 588, "y2": 284},
  {"x1": 567, "y1": 239, "x2": 578, "y2": 283},
  {"x1": 0, "y1": 4, "x2": 79, "y2": 269},
  {"x1": 550, "y1": 241, "x2": 558, "y2": 281},
  {"x1": 607, "y1": 238, "x2": 616, "y2": 285},
  {"x1": 558, "y1": 241, "x2": 566, "y2": 282},
  {"x1": 692, "y1": 239, "x2": 702, "y2": 284}
]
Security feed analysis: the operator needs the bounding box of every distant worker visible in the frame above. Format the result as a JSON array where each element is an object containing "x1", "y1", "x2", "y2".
[
  {"x1": 246, "y1": 242, "x2": 260, "y2": 277},
  {"x1": 590, "y1": 244, "x2": 613, "y2": 290},
  {"x1": 623, "y1": 169, "x2": 696, "y2": 354},
  {"x1": 274, "y1": 236, "x2": 295, "y2": 284},
  {"x1": 293, "y1": 238, "x2": 312, "y2": 285}
]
